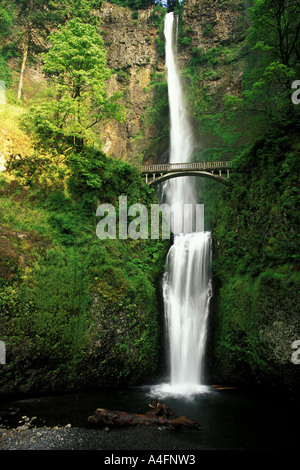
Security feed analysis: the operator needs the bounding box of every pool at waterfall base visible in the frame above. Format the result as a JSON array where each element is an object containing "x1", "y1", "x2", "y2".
[{"x1": 0, "y1": 384, "x2": 298, "y2": 451}]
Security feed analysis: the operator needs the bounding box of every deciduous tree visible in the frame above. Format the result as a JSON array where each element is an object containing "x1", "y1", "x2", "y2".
[
  {"x1": 243, "y1": 0, "x2": 300, "y2": 121},
  {"x1": 13, "y1": 0, "x2": 103, "y2": 100},
  {"x1": 28, "y1": 18, "x2": 125, "y2": 149},
  {"x1": 12, "y1": 0, "x2": 58, "y2": 99}
]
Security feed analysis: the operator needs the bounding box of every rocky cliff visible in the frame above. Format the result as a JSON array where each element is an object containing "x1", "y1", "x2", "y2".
[
  {"x1": 97, "y1": 2, "x2": 166, "y2": 164},
  {"x1": 182, "y1": 0, "x2": 247, "y2": 49},
  {"x1": 99, "y1": 0, "x2": 248, "y2": 162},
  {"x1": 99, "y1": 0, "x2": 248, "y2": 163},
  {"x1": 176, "y1": 0, "x2": 248, "y2": 152},
  {"x1": 2, "y1": 1, "x2": 247, "y2": 165},
  {"x1": 1, "y1": 2, "x2": 167, "y2": 167}
]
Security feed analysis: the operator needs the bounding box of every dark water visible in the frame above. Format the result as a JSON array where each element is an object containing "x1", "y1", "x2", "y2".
[{"x1": 0, "y1": 384, "x2": 299, "y2": 451}]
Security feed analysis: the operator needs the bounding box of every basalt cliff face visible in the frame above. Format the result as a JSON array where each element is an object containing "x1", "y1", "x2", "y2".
[
  {"x1": 100, "y1": 0, "x2": 247, "y2": 163},
  {"x1": 176, "y1": 0, "x2": 247, "y2": 151},
  {"x1": 1, "y1": 2, "x2": 167, "y2": 167},
  {"x1": 97, "y1": 2, "x2": 166, "y2": 164},
  {"x1": 1, "y1": 1, "x2": 247, "y2": 165},
  {"x1": 182, "y1": 0, "x2": 246, "y2": 48},
  {"x1": 87, "y1": 0, "x2": 248, "y2": 164}
]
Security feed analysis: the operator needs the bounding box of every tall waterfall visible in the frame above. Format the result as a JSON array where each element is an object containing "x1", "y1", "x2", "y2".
[
  {"x1": 163, "y1": 11, "x2": 196, "y2": 219},
  {"x1": 155, "y1": 12, "x2": 212, "y2": 395}
]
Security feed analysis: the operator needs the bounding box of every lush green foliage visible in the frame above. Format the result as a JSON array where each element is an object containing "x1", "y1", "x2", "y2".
[
  {"x1": 0, "y1": 0, "x2": 104, "y2": 100},
  {"x1": 50, "y1": 0, "x2": 103, "y2": 23},
  {"x1": 213, "y1": 125, "x2": 299, "y2": 278},
  {"x1": 106, "y1": 0, "x2": 166, "y2": 10},
  {"x1": 0, "y1": 1, "x2": 14, "y2": 38},
  {"x1": 147, "y1": 74, "x2": 169, "y2": 140},
  {"x1": 182, "y1": 0, "x2": 300, "y2": 159},
  {"x1": 209, "y1": 125, "x2": 300, "y2": 388},
  {"x1": 0, "y1": 0, "x2": 169, "y2": 394},
  {"x1": 0, "y1": 147, "x2": 169, "y2": 392},
  {"x1": 0, "y1": 0, "x2": 170, "y2": 391},
  {"x1": 0, "y1": 1, "x2": 14, "y2": 85},
  {"x1": 23, "y1": 18, "x2": 125, "y2": 149}
]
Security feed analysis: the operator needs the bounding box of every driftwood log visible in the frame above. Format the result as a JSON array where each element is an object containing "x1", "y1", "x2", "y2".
[{"x1": 88, "y1": 401, "x2": 202, "y2": 430}]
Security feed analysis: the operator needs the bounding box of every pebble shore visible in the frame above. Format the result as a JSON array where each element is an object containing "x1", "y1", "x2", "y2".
[{"x1": 0, "y1": 416, "x2": 202, "y2": 450}]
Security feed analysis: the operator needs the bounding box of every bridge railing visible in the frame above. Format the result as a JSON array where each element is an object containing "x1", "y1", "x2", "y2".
[{"x1": 142, "y1": 161, "x2": 232, "y2": 173}]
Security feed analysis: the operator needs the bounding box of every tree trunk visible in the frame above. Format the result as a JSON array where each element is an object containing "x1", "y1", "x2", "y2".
[
  {"x1": 17, "y1": 41, "x2": 28, "y2": 100},
  {"x1": 88, "y1": 402, "x2": 202, "y2": 430}
]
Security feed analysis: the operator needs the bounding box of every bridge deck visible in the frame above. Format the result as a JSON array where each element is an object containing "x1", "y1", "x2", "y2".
[{"x1": 142, "y1": 161, "x2": 232, "y2": 173}]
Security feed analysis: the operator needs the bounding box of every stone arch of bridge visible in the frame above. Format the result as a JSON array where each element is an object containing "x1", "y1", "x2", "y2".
[{"x1": 146, "y1": 170, "x2": 229, "y2": 186}]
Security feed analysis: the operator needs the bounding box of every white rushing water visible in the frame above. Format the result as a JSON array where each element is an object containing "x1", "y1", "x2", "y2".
[
  {"x1": 153, "y1": 12, "x2": 212, "y2": 397},
  {"x1": 162, "y1": 11, "x2": 196, "y2": 219}
]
